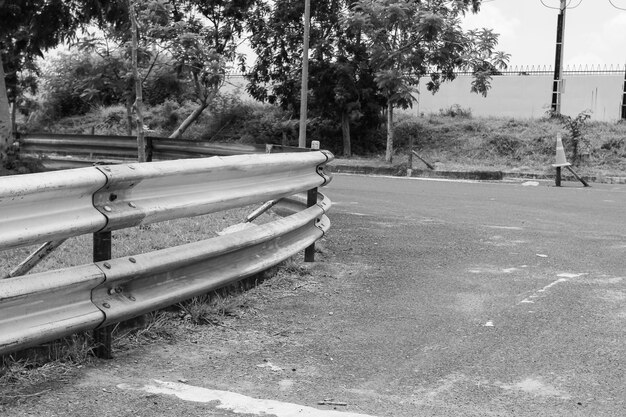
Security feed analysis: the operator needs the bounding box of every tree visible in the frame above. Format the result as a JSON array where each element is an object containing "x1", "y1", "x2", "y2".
[
  {"x1": 344, "y1": 0, "x2": 509, "y2": 162},
  {"x1": 0, "y1": 0, "x2": 127, "y2": 157},
  {"x1": 247, "y1": 0, "x2": 383, "y2": 156},
  {"x1": 168, "y1": 0, "x2": 262, "y2": 138}
]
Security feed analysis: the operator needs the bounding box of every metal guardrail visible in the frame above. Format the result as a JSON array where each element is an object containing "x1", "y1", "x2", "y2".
[
  {"x1": 0, "y1": 151, "x2": 333, "y2": 356},
  {"x1": 17, "y1": 133, "x2": 310, "y2": 170},
  {"x1": 1, "y1": 152, "x2": 331, "y2": 251}
]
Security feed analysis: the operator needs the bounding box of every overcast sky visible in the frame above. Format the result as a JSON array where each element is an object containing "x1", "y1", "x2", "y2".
[{"x1": 462, "y1": 0, "x2": 626, "y2": 68}]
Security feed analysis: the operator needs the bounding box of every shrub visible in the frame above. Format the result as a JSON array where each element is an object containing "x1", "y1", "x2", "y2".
[{"x1": 438, "y1": 104, "x2": 472, "y2": 118}]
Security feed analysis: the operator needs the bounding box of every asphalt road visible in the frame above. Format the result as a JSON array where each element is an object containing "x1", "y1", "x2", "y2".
[
  {"x1": 320, "y1": 174, "x2": 626, "y2": 416},
  {"x1": 4, "y1": 174, "x2": 625, "y2": 417}
]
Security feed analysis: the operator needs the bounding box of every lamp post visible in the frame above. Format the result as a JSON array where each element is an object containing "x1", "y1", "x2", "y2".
[{"x1": 298, "y1": 0, "x2": 311, "y2": 148}]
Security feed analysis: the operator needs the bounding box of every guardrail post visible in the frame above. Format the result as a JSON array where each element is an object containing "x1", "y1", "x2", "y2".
[
  {"x1": 146, "y1": 136, "x2": 153, "y2": 162},
  {"x1": 93, "y1": 231, "x2": 113, "y2": 359},
  {"x1": 304, "y1": 187, "x2": 318, "y2": 262}
]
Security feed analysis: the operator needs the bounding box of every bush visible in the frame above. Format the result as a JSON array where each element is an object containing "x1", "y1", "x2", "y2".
[{"x1": 438, "y1": 104, "x2": 472, "y2": 118}]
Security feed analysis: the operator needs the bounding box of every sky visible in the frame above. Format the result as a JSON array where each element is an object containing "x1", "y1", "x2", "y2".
[{"x1": 461, "y1": 0, "x2": 626, "y2": 68}]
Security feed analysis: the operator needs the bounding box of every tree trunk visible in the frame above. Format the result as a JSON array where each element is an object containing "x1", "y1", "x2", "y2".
[
  {"x1": 125, "y1": 97, "x2": 134, "y2": 136},
  {"x1": 385, "y1": 101, "x2": 394, "y2": 163},
  {"x1": 10, "y1": 100, "x2": 17, "y2": 136},
  {"x1": 129, "y1": 0, "x2": 147, "y2": 162},
  {"x1": 0, "y1": 62, "x2": 12, "y2": 158},
  {"x1": 341, "y1": 109, "x2": 351, "y2": 157},
  {"x1": 169, "y1": 100, "x2": 209, "y2": 139}
]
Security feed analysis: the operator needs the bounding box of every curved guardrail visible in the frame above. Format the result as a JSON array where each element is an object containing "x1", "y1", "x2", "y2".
[
  {"x1": 0, "y1": 152, "x2": 333, "y2": 356},
  {"x1": 1, "y1": 151, "x2": 331, "y2": 251}
]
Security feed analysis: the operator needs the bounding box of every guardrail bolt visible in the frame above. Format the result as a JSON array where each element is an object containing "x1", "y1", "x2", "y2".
[
  {"x1": 103, "y1": 206, "x2": 112, "y2": 213},
  {"x1": 128, "y1": 202, "x2": 137, "y2": 208},
  {"x1": 108, "y1": 288, "x2": 116, "y2": 295},
  {"x1": 129, "y1": 257, "x2": 136, "y2": 263},
  {"x1": 129, "y1": 296, "x2": 136, "y2": 301},
  {"x1": 103, "y1": 262, "x2": 111, "y2": 269},
  {"x1": 109, "y1": 193, "x2": 118, "y2": 202},
  {"x1": 103, "y1": 303, "x2": 111, "y2": 309},
  {"x1": 115, "y1": 287, "x2": 123, "y2": 293}
]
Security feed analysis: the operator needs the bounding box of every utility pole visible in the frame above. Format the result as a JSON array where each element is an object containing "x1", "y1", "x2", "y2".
[
  {"x1": 298, "y1": 0, "x2": 311, "y2": 148},
  {"x1": 621, "y1": 64, "x2": 626, "y2": 119},
  {"x1": 551, "y1": 0, "x2": 567, "y2": 114}
]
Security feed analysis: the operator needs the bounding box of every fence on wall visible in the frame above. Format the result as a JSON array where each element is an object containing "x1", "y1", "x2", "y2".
[
  {"x1": 0, "y1": 150, "x2": 333, "y2": 358},
  {"x1": 224, "y1": 67, "x2": 626, "y2": 122},
  {"x1": 414, "y1": 70, "x2": 626, "y2": 121}
]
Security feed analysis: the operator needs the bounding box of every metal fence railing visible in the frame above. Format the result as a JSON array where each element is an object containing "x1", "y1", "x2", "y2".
[
  {"x1": 0, "y1": 151, "x2": 333, "y2": 357},
  {"x1": 17, "y1": 133, "x2": 310, "y2": 170}
]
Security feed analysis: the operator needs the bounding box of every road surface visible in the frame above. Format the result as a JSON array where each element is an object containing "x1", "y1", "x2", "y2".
[{"x1": 3, "y1": 174, "x2": 625, "y2": 416}]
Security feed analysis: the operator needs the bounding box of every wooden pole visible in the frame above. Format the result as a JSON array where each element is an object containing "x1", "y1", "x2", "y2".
[
  {"x1": 298, "y1": 0, "x2": 311, "y2": 148},
  {"x1": 412, "y1": 150, "x2": 435, "y2": 170},
  {"x1": 4, "y1": 240, "x2": 67, "y2": 279},
  {"x1": 565, "y1": 165, "x2": 590, "y2": 187},
  {"x1": 555, "y1": 166, "x2": 562, "y2": 187}
]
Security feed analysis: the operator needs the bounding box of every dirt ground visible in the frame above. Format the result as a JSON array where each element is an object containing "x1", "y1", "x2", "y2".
[{"x1": 0, "y1": 240, "x2": 373, "y2": 417}]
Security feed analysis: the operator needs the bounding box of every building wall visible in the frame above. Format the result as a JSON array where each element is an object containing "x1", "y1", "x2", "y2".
[{"x1": 415, "y1": 74, "x2": 625, "y2": 121}]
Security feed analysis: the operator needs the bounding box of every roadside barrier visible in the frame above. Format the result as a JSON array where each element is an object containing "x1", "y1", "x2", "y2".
[
  {"x1": 0, "y1": 151, "x2": 333, "y2": 357},
  {"x1": 17, "y1": 133, "x2": 309, "y2": 170}
]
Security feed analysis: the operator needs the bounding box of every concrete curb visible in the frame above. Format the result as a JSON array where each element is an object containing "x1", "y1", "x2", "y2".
[{"x1": 329, "y1": 164, "x2": 626, "y2": 185}]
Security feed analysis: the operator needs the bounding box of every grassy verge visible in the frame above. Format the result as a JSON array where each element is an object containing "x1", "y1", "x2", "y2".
[
  {"x1": 388, "y1": 111, "x2": 626, "y2": 177},
  {"x1": 0, "y1": 205, "x2": 312, "y2": 404}
]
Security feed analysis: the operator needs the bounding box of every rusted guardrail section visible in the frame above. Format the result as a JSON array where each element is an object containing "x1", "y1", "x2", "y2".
[
  {"x1": 0, "y1": 151, "x2": 333, "y2": 356},
  {"x1": 17, "y1": 133, "x2": 309, "y2": 170}
]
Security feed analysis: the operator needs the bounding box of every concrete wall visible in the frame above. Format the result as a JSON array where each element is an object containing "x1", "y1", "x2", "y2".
[{"x1": 415, "y1": 74, "x2": 624, "y2": 121}]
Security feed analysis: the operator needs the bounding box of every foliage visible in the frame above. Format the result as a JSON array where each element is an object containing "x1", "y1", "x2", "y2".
[
  {"x1": 342, "y1": 0, "x2": 510, "y2": 161},
  {"x1": 246, "y1": 0, "x2": 385, "y2": 156},
  {"x1": 547, "y1": 109, "x2": 592, "y2": 163},
  {"x1": 439, "y1": 104, "x2": 472, "y2": 118},
  {"x1": 0, "y1": 0, "x2": 130, "y2": 155}
]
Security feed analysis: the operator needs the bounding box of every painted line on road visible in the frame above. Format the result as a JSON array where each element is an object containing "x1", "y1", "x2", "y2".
[
  {"x1": 485, "y1": 225, "x2": 524, "y2": 231},
  {"x1": 519, "y1": 274, "x2": 586, "y2": 304},
  {"x1": 520, "y1": 278, "x2": 568, "y2": 304},
  {"x1": 334, "y1": 173, "x2": 482, "y2": 184},
  {"x1": 118, "y1": 380, "x2": 377, "y2": 417}
]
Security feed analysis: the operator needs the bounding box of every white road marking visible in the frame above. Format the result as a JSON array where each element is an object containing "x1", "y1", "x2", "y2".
[
  {"x1": 498, "y1": 378, "x2": 571, "y2": 399},
  {"x1": 519, "y1": 276, "x2": 576, "y2": 304},
  {"x1": 334, "y1": 173, "x2": 481, "y2": 184},
  {"x1": 485, "y1": 225, "x2": 524, "y2": 230},
  {"x1": 118, "y1": 380, "x2": 377, "y2": 417},
  {"x1": 522, "y1": 181, "x2": 540, "y2": 186},
  {"x1": 257, "y1": 362, "x2": 283, "y2": 372},
  {"x1": 556, "y1": 273, "x2": 587, "y2": 278},
  {"x1": 484, "y1": 321, "x2": 494, "y2": 327},
  {"x1": 536, "y1": 278, "x2": 568, "y2": 292}
]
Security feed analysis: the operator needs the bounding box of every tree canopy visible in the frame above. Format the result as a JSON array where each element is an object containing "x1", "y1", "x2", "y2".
[
  {"x1": 1, "y1": 0, "x2": 509, "y2": 160},
  {"x1": 344, "y1": 0, "x2": 509, "y2": 161}
]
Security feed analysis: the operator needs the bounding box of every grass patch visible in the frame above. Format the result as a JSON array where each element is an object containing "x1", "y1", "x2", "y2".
[
  {"x1": 392, "y1": 113, "x2": 626, "y2": 176},
  {"x1": 0, "y1": 203, "x2": 312, "y2": 402}
]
